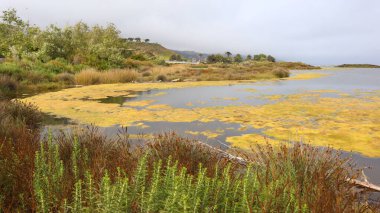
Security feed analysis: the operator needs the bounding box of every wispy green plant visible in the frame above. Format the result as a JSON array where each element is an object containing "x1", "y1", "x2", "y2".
[{"x1": 33, "y1": 135, "x2": 64, "y2": 212}]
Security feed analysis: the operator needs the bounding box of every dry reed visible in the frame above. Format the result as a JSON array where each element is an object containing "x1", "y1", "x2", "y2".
[{"x1": 75, "y1": 69, "x2": 139, "y2": 85}]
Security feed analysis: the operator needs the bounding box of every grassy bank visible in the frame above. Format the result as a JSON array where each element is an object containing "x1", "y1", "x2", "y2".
[{"x1": 0, "y1": 100, "x2": 377, "y2": 212}]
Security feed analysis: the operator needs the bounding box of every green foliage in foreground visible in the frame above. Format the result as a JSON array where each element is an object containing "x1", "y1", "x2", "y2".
[
  {"x1": 31, "y1": 135, "x2": 367, "y2": 212},
  {"x1": 34, "y1": 139, "x2": 312, "y2": 212}
]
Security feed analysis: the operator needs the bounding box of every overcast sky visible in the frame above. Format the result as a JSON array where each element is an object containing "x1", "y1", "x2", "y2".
[{"x1": 1, "y1": 0, "x2": 379, "y2": 65}]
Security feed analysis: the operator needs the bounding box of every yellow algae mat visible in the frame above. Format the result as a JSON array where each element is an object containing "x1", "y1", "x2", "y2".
[{"x1": 23, "y1": 77, "x2": 380, "y2": 157}]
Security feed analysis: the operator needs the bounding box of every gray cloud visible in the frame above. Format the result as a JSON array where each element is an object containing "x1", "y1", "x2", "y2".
[{"x1": 1, "y1": 0, "x2": 380, "y2": 65}]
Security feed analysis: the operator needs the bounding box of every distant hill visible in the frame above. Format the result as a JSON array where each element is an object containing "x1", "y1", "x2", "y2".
[
  {"x1": 127, "y1": 42, "x2": 176, "y2": 59},
  {"x1": 172, "y1": 50, "x2": 209, "y2": 60},
  {"x1": 276, "y1": 62, "x2": 320, "y2": 70},
  {"x1": 336, "y1": 64, "x2": 380, "y2": 68}
]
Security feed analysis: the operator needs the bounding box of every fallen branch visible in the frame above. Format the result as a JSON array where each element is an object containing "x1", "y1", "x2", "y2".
[{"x1": 348, "y1": 179, "x2": 380, "y2": 192}]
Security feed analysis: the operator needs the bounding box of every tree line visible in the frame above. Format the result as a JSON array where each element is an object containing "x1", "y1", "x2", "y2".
[{"x1": 207, "y1": 52, "x2": 276, "y2": 64}]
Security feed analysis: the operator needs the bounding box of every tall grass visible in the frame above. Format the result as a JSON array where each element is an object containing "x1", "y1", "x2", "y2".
[{"x1": 75, "y1": 69, "x2": 139, "y2": 85}]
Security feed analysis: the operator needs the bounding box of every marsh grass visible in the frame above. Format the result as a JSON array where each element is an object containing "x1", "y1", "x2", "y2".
[
  {"x1": 75, "y1": 69, "x2": 139, "y2": 85},
  {"x1": 231, "y1": 143, "x2": 365, "y2": 212},
  {"x1": 0, "y1": 101, "x2": 42, "y2": 211},
  {"x1": 0, "y1": 75, "x2": 18, "y2": 94}
]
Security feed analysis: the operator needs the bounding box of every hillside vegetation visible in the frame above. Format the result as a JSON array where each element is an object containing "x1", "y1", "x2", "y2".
[{"x1": 127, "y1": 42, "x2": 176, "y2": 60}]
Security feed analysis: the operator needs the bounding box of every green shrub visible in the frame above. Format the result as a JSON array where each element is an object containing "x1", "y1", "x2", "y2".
[
  {"x1": 23, "y1": 71, "x2": 52, "y2": 84},
  {"x1": 54, "y1": 72, "x2": 76, "y2": 85},
  {"x1": 123, "y1": 58, "x2": 153, "y2": 69},
  {"x1": 156, "y1": 59, "x2": 168, "y2": 66},
  {"x1": 0, "y1": 62, "x2": 22, "y2": 75},
  {"x1": 72, "y1": 64, "x2": 89, "y2": 73},
  {"x1": 156, "y1": 74, "x2": 167, "y2": 82},
  {"x1": 43, "y1": 58, "x2": 73, "y2": 74},
  {"x1": 130, "y1": 54, "x2": 147, "y2": 61},
  {"x1": 273, "y1": 67, "x2": 290, "y2": 78}
]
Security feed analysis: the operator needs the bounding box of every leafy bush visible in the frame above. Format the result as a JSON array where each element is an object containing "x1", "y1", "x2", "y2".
[
  {"x1": 130, "y1": 54, "x2": 147, "y2": 61},
  {"x1": 54, "y1": 72, "x2": 76, "y2": 85},
  {"x1": 0, "y1": 62, "x2": 22, "y2": 75},
  {"x1": 156, "y1": 59, "x2": 167, "y2": 66},
  {"x1": 42, "y1": 58, "x2": 72, "y2": 74},
  {"x1": 273, "y1": 67, "x2": 290, "y2": 78},
  {"x1": 23, "y1": 71, "x2": 52, "y2": 84},
  {"x1": 123, "y1": 58, "x2": 153, "y2": 69},
  {"x1": 156, "y1": 74, "x2": 167, "y2": 82}
]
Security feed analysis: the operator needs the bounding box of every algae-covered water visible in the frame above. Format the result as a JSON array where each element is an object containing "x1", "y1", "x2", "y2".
[{"x1": 25, "y1": 68, "x2": 380, "y2": 184}]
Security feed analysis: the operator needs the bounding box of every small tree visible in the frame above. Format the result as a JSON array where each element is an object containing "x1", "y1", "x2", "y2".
[
  {"x1": 170, "y1": 54, "x2": 183, "y2": 61},
  {"x1": 234, "y1": 54, "x2": 243, "y2": 63},
  {"x1": 177, "y1": 54, "x2": 183, "y2": 61},
  {"x1": 254, "y1": 54, "x2": 267, "y2": 61},
  {"x1": 267, "y1": 55, "x2": 276, "y2": 62},
  {"x1": 170, "y1": 54, "x2": 177, "y2": 61},
  {"x1": 1, "y1": 8, "x2": 26, "y2": 26},
  {"x1": 127, "y1": 38, "x2": 134, "y2": 42},
  {"x1": 225, "y1": 51, "x2": 232, "y2": 58},
  {"x1": 246, "y1": 55, "x2": 252, "y2": 60},
  {"x1": 134, "y1": 38, "x2": 141, "y2": 42},
  {"x1": 207, "y1": 54, "x2": 226, "y2": 63},
  {"x1": 144, "y1": 39, "x2": 150, "y2": 43}
]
